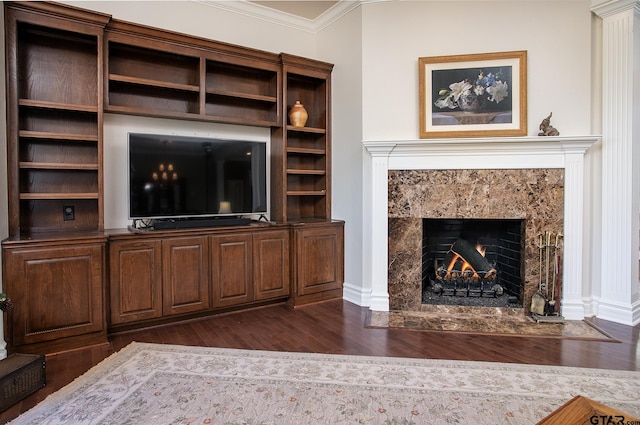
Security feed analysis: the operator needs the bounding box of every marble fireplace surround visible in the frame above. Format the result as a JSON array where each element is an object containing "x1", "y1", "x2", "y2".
[{"x1": 363, "y1": 136, "x2": 599, "y2": 320}]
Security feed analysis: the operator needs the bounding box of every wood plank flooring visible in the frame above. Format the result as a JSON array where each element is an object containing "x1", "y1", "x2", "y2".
[{"x1": 1, "y1": 299, "x2": 639, "y2": 423}]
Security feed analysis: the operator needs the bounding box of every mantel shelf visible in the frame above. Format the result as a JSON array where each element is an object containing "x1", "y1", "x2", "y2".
[
  {"x1": 363, "y1": 135, "x2": 601, "y2": 156},
  {"x1": 363, "y1": 136, "x2": 601, "y2": 169}
]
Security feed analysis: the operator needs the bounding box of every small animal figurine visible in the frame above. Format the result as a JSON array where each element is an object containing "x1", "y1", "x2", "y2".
[{"x1": 538, "y1": 112, "x2": 560, "y2": 136}]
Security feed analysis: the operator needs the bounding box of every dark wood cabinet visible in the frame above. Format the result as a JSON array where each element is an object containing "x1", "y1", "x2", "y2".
[
  {"x1": 109, "y1": 239, "x2": 162, "y2": 325},
  {"x1": 2, "y1": 2, "x2": 343, "y2": 354},
  {"x1": 2, "y1": 237, "x2": 107, "y2": 354},
  {"x1": 211, "y1": 233, "x2": 253, "y2": 308},
  {"x1": 106, "y1": 226, "x2": 292, "y2": 332},
  {"x1": 162, "y1": 236, "x2": 211, "y2": 315},
  {"x1": 253, "y1": 230, "x2": 290, "y2": 301},
  {"x1": 109, "y1": 235, "x2": 211, "y2": 328},
  {"x1": 291, "y1": 221, "x2": 344, "y2": 305}
]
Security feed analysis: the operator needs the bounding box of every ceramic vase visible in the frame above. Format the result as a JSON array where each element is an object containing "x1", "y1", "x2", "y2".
[
  {"x1": 457, "y1": 94, "x2": 482, "y2": 112},
  {"x1": 288, "y1": 101, "x2": 308, "y2": 127}
]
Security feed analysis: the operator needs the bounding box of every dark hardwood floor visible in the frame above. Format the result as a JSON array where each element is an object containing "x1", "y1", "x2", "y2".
[{"x1": 1, "y1": 299, "x2": 639, "y2": 423}]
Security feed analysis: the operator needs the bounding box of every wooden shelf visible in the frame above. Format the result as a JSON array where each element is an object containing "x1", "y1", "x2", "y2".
[
  {"x1": 19, "y1": 131, "x2": 99, "y2": 143},
  {"x1": 286, "y1": 125, "x2": 326, "y2": 134},
  {"x1": 6, "y1": 4, "x2": 105, "y2": 236},
  {"x1": 105, "y1": 28, "x2": 280, "y2": 127},
  {"x1": 109, "y1": 73, "x2": 199, "y2": 93},
  {"x1": 286, "y1": 190, "x2": 327, "y2": 196},
  {"x1": 19, "y1": 99, "x2": 98, "y2": 113},
  {"x1": 287, "y1": 147, "x2": 326, "y2": 155},
  {"x1": 205, "y1": 88, "x2": 277, "y2": 104},
  {"x1": 270, "y1": 55, "x2": 333, "y2": 223},
  {"x1": 287, "y1": 169, "x2": 326, "y2": 175},
  {"x1": 19, "y1": 193, "x2": 100, "y2": 200},
  {"x1": 19, "y1": 162, "x2": 99, "y2": 170}
]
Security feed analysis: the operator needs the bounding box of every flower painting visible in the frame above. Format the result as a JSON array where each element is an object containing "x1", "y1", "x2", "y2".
[{"x1": 419, "y1": 51, "x2": 527, "y2": 139}]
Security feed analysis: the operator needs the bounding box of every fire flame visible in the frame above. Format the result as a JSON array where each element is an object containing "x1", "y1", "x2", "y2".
[{"x1": 444, "y1": 244, "x2": 487, "y2": 280}]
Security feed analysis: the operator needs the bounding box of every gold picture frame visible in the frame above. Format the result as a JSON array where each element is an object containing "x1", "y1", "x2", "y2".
[{"x1": 419, "y1": 50, "x2": 527, "y2": 139}]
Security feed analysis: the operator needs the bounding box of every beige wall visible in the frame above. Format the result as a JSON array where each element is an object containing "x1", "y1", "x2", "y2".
[{"x1": 361, "y1": 1, "x2": 593, "y2": 140}]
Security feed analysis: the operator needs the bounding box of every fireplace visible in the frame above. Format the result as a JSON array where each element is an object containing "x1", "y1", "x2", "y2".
[
  {"x1": 387, "y1": 168, "x2": 563, "y2": 313},
  {"x1": 362, "y1": 136, "x2": 598, "y2": 320},
  {"x1": 422, "y1": 218, "x2": 524, "y2": 307}
]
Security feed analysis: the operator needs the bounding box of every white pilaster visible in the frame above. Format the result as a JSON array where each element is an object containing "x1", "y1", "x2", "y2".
[
  {"x1": 561, "y1": 145, "x2": 589, "y2": 319},
  {"x1": 366, "y1": 144, "x2": 394, "y2": 311},
  {"x1": 592, "y1": 0, "x2": 640, "y2": 325}
]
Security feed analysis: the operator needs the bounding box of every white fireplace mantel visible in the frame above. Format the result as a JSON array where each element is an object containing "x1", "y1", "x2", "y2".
[{"x1": 362, "y1": 135, "x2": 600, "y2": 319}]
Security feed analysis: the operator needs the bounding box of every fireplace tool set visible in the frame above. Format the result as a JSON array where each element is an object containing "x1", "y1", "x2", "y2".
[
  {"x1": 433, "y1": 238, "x2": 503, "y2": 298},
  {"x1": 531, "y1": 231, "x2": 564, "y2": 322}
]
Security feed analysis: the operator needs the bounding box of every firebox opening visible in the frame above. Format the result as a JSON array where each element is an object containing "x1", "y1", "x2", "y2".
[{"x1": 422, "y1": 218, "x2": 525, "y2": 308}]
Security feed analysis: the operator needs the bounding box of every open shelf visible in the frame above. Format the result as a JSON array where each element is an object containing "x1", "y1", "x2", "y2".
[
  {"x1": 6, "y1": 13, "x2": 105, "y2": 236},
  {"x1": 268, "y1": 54, "x2": 333, "y2": 223},
  {"x1": 105, "y1": 33, "x2": 281, "y2": 127}
]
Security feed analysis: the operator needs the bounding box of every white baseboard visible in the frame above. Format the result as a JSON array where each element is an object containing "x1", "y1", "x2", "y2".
[
  {"x1": 595, "y1": 298, "x2": 640, "y2": 326},
  {"x1": 561, "y1": 300, "x2": 586, "y2": 320},
  {"x1": 342, "y1": 282, "x2": 370, "y2": 307}
]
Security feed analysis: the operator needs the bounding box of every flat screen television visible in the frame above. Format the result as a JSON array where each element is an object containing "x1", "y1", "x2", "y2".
[{"x1": 128, "y1": 133, "x2": 268, "y2": 222}]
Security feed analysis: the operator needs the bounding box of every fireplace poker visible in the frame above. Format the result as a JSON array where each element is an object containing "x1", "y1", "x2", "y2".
[
  {"x1": 538, "y1": 233, "x2": 544, "y2": 293},
  {"x1": 545, "y1": 231, "x2": 551, "y2": 298},
  {"x1": 551, "y1": 233, "x2": 563, "y2": 305}
]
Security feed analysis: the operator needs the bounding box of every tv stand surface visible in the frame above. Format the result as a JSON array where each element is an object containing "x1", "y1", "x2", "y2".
[{"x1": 152, "y1": 217, "x2": 252, "y2": 230}]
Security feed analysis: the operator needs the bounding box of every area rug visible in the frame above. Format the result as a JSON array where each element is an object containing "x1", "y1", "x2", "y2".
[
  {"x1": 366, "y1": 308, "x2": 617, "y2": 341},
  {"x1": 10, "y1": 342, "x2": 640, "y2": 425}
]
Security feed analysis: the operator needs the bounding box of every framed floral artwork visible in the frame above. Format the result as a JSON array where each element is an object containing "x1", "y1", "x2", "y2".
[{"x1": 419, "y1": 50, "x2": 527, "y2": 138}]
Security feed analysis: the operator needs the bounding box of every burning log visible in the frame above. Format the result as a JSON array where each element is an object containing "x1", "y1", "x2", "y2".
[
  {"x1": 433, "y1": 237, "x2": 501, "y2": 298},
  {"x1": 448, "y1": 238, "x2": 496, "y2": 279}
]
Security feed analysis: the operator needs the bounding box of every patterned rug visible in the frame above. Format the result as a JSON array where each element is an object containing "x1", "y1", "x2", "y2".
[{"x1": 10, "y1": 342, "x2": 640, "y2": 425}]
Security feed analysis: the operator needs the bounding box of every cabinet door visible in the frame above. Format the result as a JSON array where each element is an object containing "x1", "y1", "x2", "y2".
[
  {"x1": 211, "y1": 234, "x2": 253, "y2": 307},
  {"x1": 253, "y1": 230, "x2": 290, "y2": 301},
  {"x1": 162, "y1": 236, "x2": 211, "y2": 315},
  {"x1": 109, "y1": 240, "x2": 162, "y2": 325},
  {"x1": 293, "y1": 223, "x2": 344, "y2": 302},
  {"x1": 3, "y1": 244, "x2": 105, "y2": 347}
]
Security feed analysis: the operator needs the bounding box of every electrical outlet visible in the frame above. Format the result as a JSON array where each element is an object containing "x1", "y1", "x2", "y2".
[{"x1": 63, "y1": 205, "x2": 75, "y2": 221}]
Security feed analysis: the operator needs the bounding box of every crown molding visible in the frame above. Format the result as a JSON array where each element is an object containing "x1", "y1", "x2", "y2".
[
  {"x1": 591, "y1": 0, "x2": 640, "y2": 17},
  {"x1": 194, "y1": 1, "x2": 361, "y2": 33}
]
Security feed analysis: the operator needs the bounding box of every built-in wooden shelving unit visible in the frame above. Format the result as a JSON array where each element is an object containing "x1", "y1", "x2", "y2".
[{"x1": 2, "y1": 1, "x2": 343, "y2": 356}]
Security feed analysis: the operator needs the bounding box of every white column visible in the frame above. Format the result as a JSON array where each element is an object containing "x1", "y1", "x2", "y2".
[
  {"x1": 364, "y1": 143, "x2": 395, "y2": 311},
  {"x1": 592, "y1": 0, "x2": 640, "y2": 325},
  {"x1": 561, "y1": 144, "x2": 589, "y2": 319}
]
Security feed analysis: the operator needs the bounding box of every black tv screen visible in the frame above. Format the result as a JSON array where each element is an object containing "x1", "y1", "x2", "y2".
[{"x1": 128, "y1": 133, "x2": 268, "y2": 220}]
